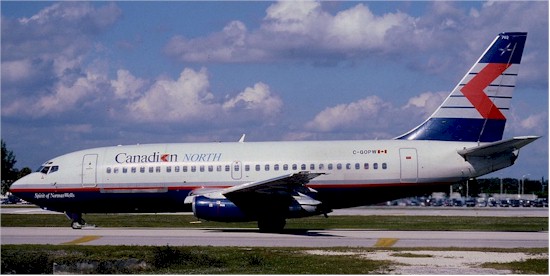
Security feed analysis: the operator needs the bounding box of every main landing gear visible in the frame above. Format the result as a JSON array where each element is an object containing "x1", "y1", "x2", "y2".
[
  {"x1": 66, "y1": 212, "x2": 96, "y2": 229},
  {"x1": 258, "y1": 216, "x2": 286, "y2": 233}
]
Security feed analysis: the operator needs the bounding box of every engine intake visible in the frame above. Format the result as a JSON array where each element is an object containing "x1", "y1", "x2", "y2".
[{"x1": 192, "y1": 196, "x2": 249, "y2": 222}]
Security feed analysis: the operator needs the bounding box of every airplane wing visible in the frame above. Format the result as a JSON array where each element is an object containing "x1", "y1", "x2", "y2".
[
  {"x1": 222, "y1": 171, "x2": 324, "y2": 195},
  {"x1": 457, "y1": 136, "x2": 540, "y2": 159}
]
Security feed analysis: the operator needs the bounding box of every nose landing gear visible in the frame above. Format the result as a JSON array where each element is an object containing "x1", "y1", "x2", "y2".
[{"x1": 65, "y1": 212, "x2": 96, "y2": 229}]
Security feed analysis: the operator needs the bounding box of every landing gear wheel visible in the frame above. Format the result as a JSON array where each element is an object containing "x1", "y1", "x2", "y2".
[
  {"x1": 71, "y1": 221, "x2": 83, "y2": 229},
  {"x1": 258, "y1": 217, "x2": 286, "y2": 233},
  {"x1": 66, "y1": 212, "x2": 95, "y2": 229}
]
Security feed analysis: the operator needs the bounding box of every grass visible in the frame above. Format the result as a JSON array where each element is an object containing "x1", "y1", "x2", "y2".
[
  {"x1": 1, "y1": 245, "x2": 547, "y2": 274},
  {"x1": 1, "y1": 213, "x2": 548, "y2": 232},
  {"x1": 481, "y1": 258, "x2": 549, "y2": 274},
  {"x1": 0, "y1": 245, "x2": 392, "y2": 274}
]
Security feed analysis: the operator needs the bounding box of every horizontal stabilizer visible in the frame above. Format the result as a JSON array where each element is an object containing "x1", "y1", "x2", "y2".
[{"x1": 457, "y1": 136, "x2": 540, "y2": 158}]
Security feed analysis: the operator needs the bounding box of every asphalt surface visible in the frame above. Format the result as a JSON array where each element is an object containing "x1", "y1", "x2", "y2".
[{"x1": 1, "y1": 227, "x2": 547, "y2": 248}]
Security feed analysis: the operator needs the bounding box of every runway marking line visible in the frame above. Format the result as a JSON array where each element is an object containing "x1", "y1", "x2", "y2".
[
  {"x1": 374, "y1": 238, "x2": 398, "y2": 247},
  {"x1": 61, "y1": 235, "x2": 102, "y2": 245}
]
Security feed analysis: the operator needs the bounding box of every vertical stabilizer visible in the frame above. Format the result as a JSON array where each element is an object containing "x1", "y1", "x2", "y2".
[{"x1": 397, "y1": 32, "x2": 527, "y2": 142}]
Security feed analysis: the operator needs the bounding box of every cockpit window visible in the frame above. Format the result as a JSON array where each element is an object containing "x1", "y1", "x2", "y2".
[
  {"x1": 38, "y1": 166, "x2": 50, "y2": 174},
  {"x1": 37, "y1": 165, "x2": 59, "y2": 174}
]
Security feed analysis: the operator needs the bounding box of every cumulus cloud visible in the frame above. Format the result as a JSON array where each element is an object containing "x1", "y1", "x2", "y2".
[
  {"x1": 165, "y1": 1, "x2": 415, "y2": 63},
  {"x1": 222, "y1": 82, "x2": 282, "y2": 116},
  {"x1": 125, "y1": 68, "x2": 283, "y2": 124},
  {"x1": 127, "y1": 68, "x2": 217, "y2": 122},
  {"x1": 111, "y1": 69, "x2": 148, "y2": 100},
  {"x1": 305, "y1": 96, "x2": 393, "y2": 132},
  {"x1": 304, "y1": 91, "x2": 449, "y2": 139},
  {"x1": 1, "y1": 2, "x2": 122, "y2": 116}
]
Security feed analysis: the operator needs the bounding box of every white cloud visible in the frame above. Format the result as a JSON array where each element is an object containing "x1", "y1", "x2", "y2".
[
  {"x1": 127, "y1": 68, "x2": 217, "y2": 123},
  {"x1": 124, "y1": 68, "x2": 282, "y2": 124},
  {"x1": 111, "y1": 69, "x2": 147, "y2": 100},
  {"x1": 403, "y1": 91, "x2": 448, "y2": 117},
  {"x1": 222, "y1": 82, "x2": 282, "y2": 116},
  {"x1": 305, "y1": 91, "x2": 450, "y2": 136},
  {"x1": 306, "y1": 96, "x2": 392, "y2": 132},
  {"x1": 165, "y1": 1, "x2": 416, "y2": 63}
]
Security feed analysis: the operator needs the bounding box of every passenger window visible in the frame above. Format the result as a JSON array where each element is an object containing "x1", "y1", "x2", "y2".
[
  {"x1": 234, "y1": 165, "x2": 239, "y2": 172},
  {"x1": 114, "y1": 167, "x2": 119, "y2": 174},
  {"x1": 225, "y1": 165, "x2": 230, "y2": 172},
  {"x1": 122, "y1": 167, "x2": 128, "y2": 173},
  {"x1": 265, "y1": 164, "x2": 270, "y2": 171},
  {"x1": 149, "y1": 167, "x2": 154, "y2": 173},
  {"x1": 283, "y1": 164, "x2": 288, "y2": 171},
  {"x1": 337, "y1": 163, "x2": 342, "y2": 170},
  {"x1": 364, "y1": 163, "x2": 369, "y2": 170},
  {"x1": 156, "y1": 166, "x2": 161, "y2": 173},
  {"x1": 328, "y1": 164, "x2": 333, "y2": 170},
  {"x1": 274, "y1": 164, "x2": 279, "y2": 171},
  {"x1": 217, "y1": 165, "x2": 222, "y2": 172},
  {"x1": 106, "y1": 167, "x2": 112, "y2": 174},
  {"x1": 373, "y1": 163, "x2": 378, "y2": 170},
  {"x1": 208, "y1": 165, "x2": 213, "y2": 172},
  {"x1": 319, "y1": 164, "x2": 324, "y2": 170},
  {"x1": 292, "y1": 164, "x2": 297, "y2": 170},
  {"x1": 175, "y1": 166, "x2": 180, "y2": 173},
  {"x1": 140, "y1": 167, "x2": 145, "y2": 173},
  {"x1": 301, "y1": 164, "x2": 306, "y2": 170},
  {"x1": 255, "y1": 164, "x2": 261, "y2": 171},
  {"x1": 355, "y1": 163, "x2": 360, "y2": 170},
  {"x1": 346, "y1": 163, "x2": 351, "y2": 170},
  {"x1": 245, "y1": 165, "x2": 250, "y2": 171},
  {"x1": 167, "y1": 166, "x2": 172, "y2": 173},
  {"x1": 382, "y1": 163, "x2": 387, "y2": 170},
  {"x1": 310, "y1": 164, "x2": 315, "y2": 170},
  {"x1": 200, "y1": 166, "x2": 205, "y2": 172},
  {"x1": 191, "y1": 166, "x2": 196, "y2": 172},
  {"x1": 183, "y1": 166, "x2": 188, "y2": 172}
]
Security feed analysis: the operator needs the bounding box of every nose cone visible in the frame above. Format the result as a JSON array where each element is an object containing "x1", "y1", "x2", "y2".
[{"x1": 8, "y1": 173, "x2": 39, "y2": 204}]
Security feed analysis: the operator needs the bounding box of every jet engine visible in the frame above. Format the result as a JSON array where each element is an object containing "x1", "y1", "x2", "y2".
[{"x1": 192, "y1": 196, "x2": 249, "y2": 222}]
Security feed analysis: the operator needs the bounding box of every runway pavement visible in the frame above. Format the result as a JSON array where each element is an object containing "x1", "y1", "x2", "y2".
[{"x1": 1, "y1": 227, "x2": 547, "y2": 248}]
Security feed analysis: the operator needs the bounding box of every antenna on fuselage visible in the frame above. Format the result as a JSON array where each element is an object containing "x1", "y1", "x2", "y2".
[{"x1": 238, "y1": 134, "x2": 246, "y2": 143}]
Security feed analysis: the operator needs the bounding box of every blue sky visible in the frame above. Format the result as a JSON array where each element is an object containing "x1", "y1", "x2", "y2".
[{"x1": 1, "y1": 1, "x2": 548, "y2": 179}]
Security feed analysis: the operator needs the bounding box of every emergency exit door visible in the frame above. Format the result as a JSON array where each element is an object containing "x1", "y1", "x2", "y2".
[
  {"x1": 399, "y1": 148, "x2": 418, "y2": 183},
  {"x1": 82, "y1": 154, "x2": 98, "y2": 187}
]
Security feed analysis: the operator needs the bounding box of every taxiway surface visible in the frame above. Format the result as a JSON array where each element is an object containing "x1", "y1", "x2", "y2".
[{"x1": 2, "y1": 227, "x2": 547, "y2": 248}]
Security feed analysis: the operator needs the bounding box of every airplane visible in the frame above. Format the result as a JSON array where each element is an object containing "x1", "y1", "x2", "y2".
[{"x1": 10, "y1": 32, "x2": 539, "y2": 232}]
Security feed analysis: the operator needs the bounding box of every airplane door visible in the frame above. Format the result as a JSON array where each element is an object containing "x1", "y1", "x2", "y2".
[
  {"x1": 82, "y1": 154, "x2": 98, "y2": 187},
  {"x1": 399, "y1": 148, "x2": 418, "y2": 183},
  {"x1": 231, "y1": 161, "x2": 242, "y2": 180}
]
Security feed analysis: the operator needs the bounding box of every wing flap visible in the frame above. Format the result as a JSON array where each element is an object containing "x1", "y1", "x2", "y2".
[
  {"x1": 457, "y1": 136, "x2": 540, "y2": 158},
  {"x1": 223, "y1": 171, "x2": 324, "y2": 196}
]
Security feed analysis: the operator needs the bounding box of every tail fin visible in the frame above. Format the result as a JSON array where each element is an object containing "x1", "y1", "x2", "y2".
[{"x1": 397, "y1": 32, "x2": 527, "y2": 142}]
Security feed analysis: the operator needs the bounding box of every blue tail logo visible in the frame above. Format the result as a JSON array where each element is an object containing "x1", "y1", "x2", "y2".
[{"x1": 397, "y1": 32, "x2": 527, "y2": 142}]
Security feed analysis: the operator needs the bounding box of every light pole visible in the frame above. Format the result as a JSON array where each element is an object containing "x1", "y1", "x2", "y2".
[{"x1": 521, "y1": 174, "x2": 530, "y2": 196}]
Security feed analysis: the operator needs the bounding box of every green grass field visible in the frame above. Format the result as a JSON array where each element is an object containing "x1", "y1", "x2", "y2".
[
  {"x1": 1, "y1": 213, "x2": 547, "y2": 232},
  {"x1": 1, "y1": 245, "x2": 547, "y2": 274}
]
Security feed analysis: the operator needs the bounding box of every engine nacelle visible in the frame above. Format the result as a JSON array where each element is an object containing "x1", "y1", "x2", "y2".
[{"x1": 192, "y1": 196, "x2": 249, "y2": 222}]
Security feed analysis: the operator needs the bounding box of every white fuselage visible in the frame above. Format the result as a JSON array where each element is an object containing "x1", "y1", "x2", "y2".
[{"x1": 10, "y1": 139, "x2": 500, "y2": 214}]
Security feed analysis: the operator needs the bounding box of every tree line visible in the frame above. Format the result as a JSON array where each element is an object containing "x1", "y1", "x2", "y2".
[{"x1": 2, "y1": 140, "x2": 32, "y2": 195}]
